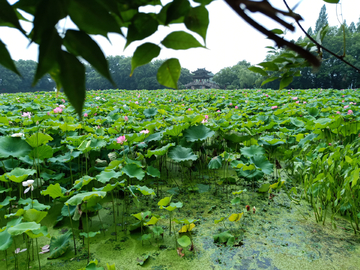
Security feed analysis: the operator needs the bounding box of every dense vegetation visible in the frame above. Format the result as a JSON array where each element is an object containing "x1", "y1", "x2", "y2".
[{"x1": 0, "y1": 88, "x2": 360, "y2": 269}]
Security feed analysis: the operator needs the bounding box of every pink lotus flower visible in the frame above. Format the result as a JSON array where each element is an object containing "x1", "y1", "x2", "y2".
[
  {"x1": 188, "y1": 108, "x2": 191, "y2": 111},
  {"x1": 148, "y1": 101, "x2": 151, "y2": 103},
  {"x1": 94, "y1": 113, "x2": 97, "y2": 116},
  {"x1": 61, "y1": 99, "x2": 65, "y2": 103},
  {"x1": 135, "y1": 101, "x2": 139, "y2": 104},
  {"x1": 303, "y1": 101, "x2": 307, "y2": 104},
  {"x1": 140, "y1": 129, "x2": 150, "y2": 134},
  {"x1": 53, "y1": 107, "x2": 63, "y2": 113},
  {"x1": 271, "y1": 106, "x2": 278, "y2": 109},
  {"x1": 229, "y1": 103, "x2": 233, "y2": 106},
  {"x1": 265, "y1": 94, "x2": 269, "y2": 97},
  {"x1": 296, "y1": 101, "x2": 299, "y2": 104},
  {"x1": 124, "y1": 116, "x2": 128, "y2": 121},
  {"x1": 292, "y1": 97, "x2": 298, "y2": 100},
  {"x1": 342, "y1": 95, "x2": 345, "y2": 97},
  {"x1": 22, "y1": 112, "x2": 31, "y2": 119},
  {"x1": 59, "y1": 104, "x2": 65, "y2": 108},
  {"x1": 235, "y1": 106, "x2": 238, "y2": 109},
  {"x1": 84, "y1": 113, "x2": 88, "y2": 117},
  {"x1": 47, "y1": 112, "x2": 50, "y2": 116},
  {"x1": 15, "y1": 248, "x2": 27, "y2": 254},
  {"x1": 169, "y1": 100, "x2": 171, "y2": 102},
  {"x1": 344, "y1": 105, "x2": 349, "y2": 109},
  {"x1": 336, "y1": 111, "x2": 341, "y2": 114},
  {"x1": 39, "y1": 245, "x2": 50, "y2": 254},
  {"x1": 217, "y1": 110, "x2": 221, "y2": 112},
  {"x1": 348, "y1": 110, "x2": 353, "y2": 115},
  {"x1": 205, "y1": 115, "x2": 209, "y2": 119},
  {"x1": 201, "y1": 119, "x2": 208, "y2": 124},
  {"x1": 342, "y1": 100, "x2": 345, "y2": 102},
  {"x1": 116, "y1": 135, "x2": 127, "y2": 144}
]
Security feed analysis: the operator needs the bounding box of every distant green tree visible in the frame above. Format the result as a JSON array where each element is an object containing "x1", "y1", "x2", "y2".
[
  {"x1": 213, "y1": 60, "x2": 261, "y2": 89},
  {"x1": 315, "y1": 4, "x2": 328, "y2": 33}
]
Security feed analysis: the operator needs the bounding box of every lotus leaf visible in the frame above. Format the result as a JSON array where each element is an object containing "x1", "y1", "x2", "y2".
[
  {"x1": 250, "y1": 155, "x2": 273, "y2": 175},
  {"x1": 95, "y1": 170, "x2": 122, "y2": 184},
  {"x1": 241, "y1": 145, "x2": 265, "y2": 158},
  {"x1": 8, "y1": 221, "x2": 40, "y2": 236},
  {"x1": 184, "y1": 124, "x2": 215, "y2": 142},
  {"x1": 122, "y1": 164, "x2": 145, "y2": 180},
  {"x1": 0, "y1": 137, "x2": 32, "y2": 158},
  {"x1": 177, "y1": 235, "x2": 191, "y2": 248},
  {"x1": 25, "y1": 133, "x2": 53, "y2": 147},
  {"x1": 48, "y1": 230, "x2": 72, "y2": 259},
  {"x1": 168, "y1": 145, "x2": 198, "y2": 162},
  {"x1": 213, "y1": 231, "x2": 235, "y2": 246},
  {"x1": 65, "y1": 191, "x2": 106, "y2": 206},
  {"x1": 6, "y1": 167, "x2": 36, "y2": 183}
]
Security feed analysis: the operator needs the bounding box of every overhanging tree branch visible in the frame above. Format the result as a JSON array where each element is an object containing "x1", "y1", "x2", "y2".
[
  {"x1": 224, "y1": 0, "x2": 321, "y2": 67},
  {"x1": 283, "y1": 0, "x2": 360, "y2": 73}
]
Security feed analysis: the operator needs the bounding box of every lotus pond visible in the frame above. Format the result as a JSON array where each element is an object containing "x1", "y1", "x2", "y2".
[{"x1": 0, "y1": 88, "x2": 360, "y2": 270}]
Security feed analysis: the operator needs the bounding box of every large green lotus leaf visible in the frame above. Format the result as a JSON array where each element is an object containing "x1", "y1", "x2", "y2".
[
  {"x1": 143, "y1": 108, "x2": 158, "y2": 117},
  {"x1": 165, "y1": 202, "x2": 183, "y2": 211},
  {"x1": 65, "y1": 191, "x2": 106, "y2": 206},
  {"x1": 146, "y1": 166, "x2": 160, "y2": 178},
  {"x1": 308, "y1": 107, "x2": 319, "y2": 117},
  {"x1": 122, "y1": 164, "x2": 145, "y2": 180},
  {"x1": 145, "y1": 143, "x2": 175, "y2": 158},
  {"x1": 8, "y1": 222, "x2": 40, "y2": 236},
  {"x1": 290, "y1": 118, "x2": 305, "y2": 128},
  {"x1": 0, "y1": 187, "x2": 12, "y2": 194},
  {"x1": 0, "y1": 218, "x2": 23, "y2": 251},
  {"x1": 25, "y1": 133, "x2": 53, "y2": 148},
  {"x1": 41, "y1": 183, "x2": 65, "y2": 199},
  {"x1": 158, "y1": 196, "x2": 171, "y2": 207},
  {"x1": 184, "y1": 125, "x2": 215, "y2": 142},
  {"x1": 93, "y1": 181, "x2": 125, "y2": 192},
  {"x1": 21, "y1": 199, "x2": 50, "y2": 211},
  {"x1": 213, "y1": 231, "x2": 234, "y2": 246},
  {"x1": 137, "y1": 185, "x2": 155, "y2": 196},
  {"x1": 0, "y1": 228, "x2": 13, "y2": 251},
  {"x1": 177, "y1": 235, "x2": 191, "y2": 248},
  {"x1": 79, "y1": 231, "x2": 100, "y2": 238},
  {"x1": 72, "y1": 176, "x2": 94, "y2": 190},
  {"x1": 241, "y1": 145, "x2": 265, "y2": 158},
  {"x1": 162, "y1": 123, "x2": 189, "y2": 137},
  {"x1": 26, "y1": 225, "x2": 50, "y2": 239},
  {"x1": 208, "y1": 156, "x2": 222, "y2": 169},
  {"x1": 259, "y1": 136, "x2": 285, "y2": 147},
  {"x1": 48, "y1": 230, "x2": 72, "y2": 259},
  {"x1": 298, "y1": 133, "x2": 318, "y2": 147},
  {"x1": 125, "y1": 157, "x2": 143, "y2": 167},
  {"x1": 61, "y1": 204, "x2": 76, "y2": 217},
  {"x1": 223, "y1": 132, "x2": 250, "y2": 143},
  {"x1": 237, "y1": 168, "x2": 264, "y2": 180},
  {"x1": 6, "y1": 168, "x2": 36, "y2": 183},
  {"x1": 95, "y1": 170, "x2": 122, "y2": 184},
  {"x1": 0, "y1": 196, "x2": 16, "y2": 209},
  {"x1": 2, "y1": 159, "x2": 20, "y2": 171},
  {"x1": 29, "y1": 144, "x2": 53, "y2": 160},
  {"x1": 0, "y1": 137, "x2": 32, "y2": 158},
  {"x1": 23, "y1": 209, "x2": 48, "y2": 223},
  {"x1": 151, "y1": 226, "x2": 164, "y2": 236},
  {"x1": 48, "y1": 151, "x2": 81, "y2": 163},
  {"x1": 144, "y1": 132, "x2": 163, "y2": 143},
  {"x1": 250, "y1": 155, "x2": 273, "y2": 175},
  {"x1": 168, "y1": 145, "x2": 198, "y2": 163},
  {"x1": 313, "y1": 118, "x2": 333, "y2": 129},
  {"x1": 184, "y1": 114, "x2": 204, "y2": 124}
]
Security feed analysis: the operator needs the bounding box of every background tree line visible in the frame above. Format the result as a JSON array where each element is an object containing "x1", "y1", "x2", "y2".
[{"x1": 0, "y1": 56, "x2": 193, "y2": 93}]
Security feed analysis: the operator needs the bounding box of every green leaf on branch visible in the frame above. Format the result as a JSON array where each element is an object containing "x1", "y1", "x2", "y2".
[
  {"x1": 0, "y1": 40, "x2": 20, "y2": 75},
  {"x1": 156, "y1": 58, "x2": 181, "y2": 89},
  {"x1": 279, "y1": 75, "x2": 293, "y2": 90},
  {"x1": 58, "y1": 51, "x2": 86, "y2": 118},
  {"x1": 165, "y1": 0, "x2": 190, "y2": 25},
  {"x1": 126, "y1": 13, "x2": 158, "y2": 48},
  {"x1": 184, "y1": 5, "x2": 209, "y2": 42},
  {"x1": 131, "y1": 43, "x2": 161, "y2": 76},
  {"x1": 63, "y1": 30, "x2": 114, "y2": 85},
  {"x1": 161, "y1": 31, "x2": 205, "y2": 50},
  {"x1": 248, "y1": 66, "x2": 268, "y2": 76}
]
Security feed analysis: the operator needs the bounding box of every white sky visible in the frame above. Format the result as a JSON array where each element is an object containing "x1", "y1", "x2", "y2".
[{"x1": 0, "y1": 0, "x2": 359, "y2": 74}]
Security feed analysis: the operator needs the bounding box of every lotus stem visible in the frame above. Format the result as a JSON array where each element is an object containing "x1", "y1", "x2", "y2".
[
  {"x1": 86, "y1": 203, "x2": 90, "y2": 264},
  {"x1": 111, "y1": 191, "x2": 117, "y2": 241},
  {"x1": 67, "y1": 204, "x2": 77, "y2": 255},
  {"x1": 36, "y1": 238, "x2": 41, "y2": 270}
]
